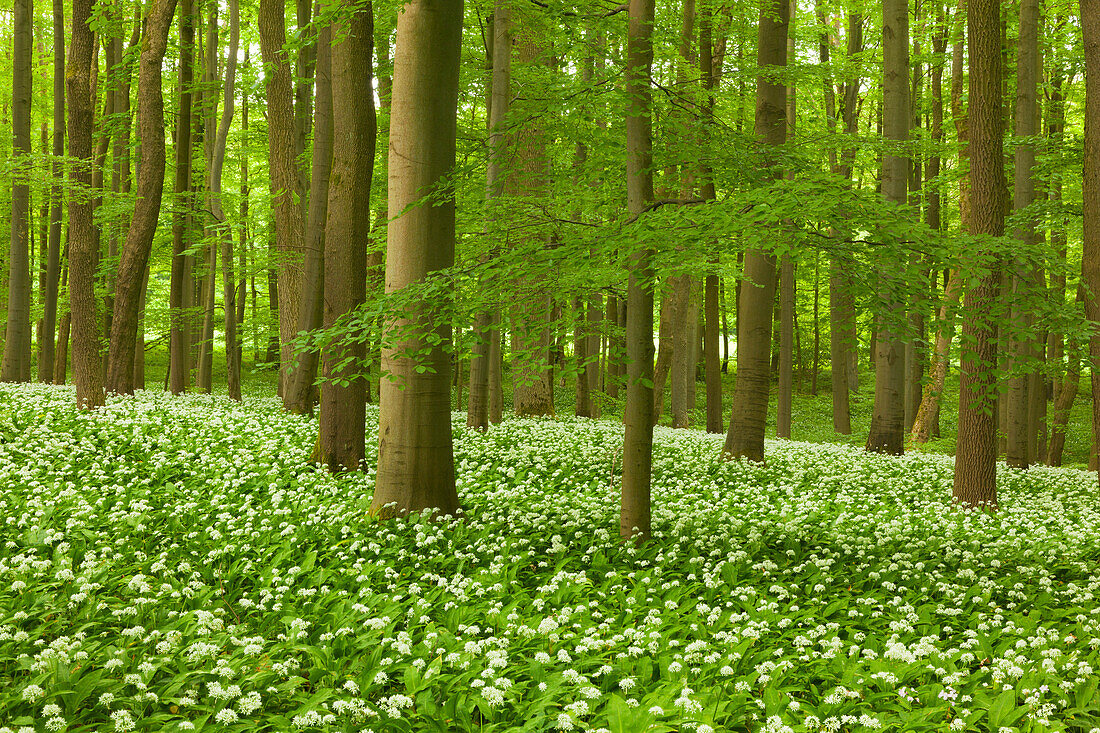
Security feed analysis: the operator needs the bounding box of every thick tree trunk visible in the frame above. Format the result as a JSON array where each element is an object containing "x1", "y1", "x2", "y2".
[
  {"x1": 2, "y1": 0, "x2": 33, "y2": 383},
  {"x1": 67, "y1": 0, "x2": 104, "y2": 409},
  {"x1": 318, "y1": 5, "x2": 375, "y2": 472},
  {"x1": 285, "y1": 22, "x2": 333, "y2": 414},
  {"x1": 954, "y1": 0, "x2": 1006, "y2": 508},
  {"x1": 620, "y1": 0, "x2": 657, "y2": 543},
  {"x1": 372, "y1": 0, "x2": 462, "y2": 517},
  {"x1": 259, "y1": 0, "x2": 306, "y2": 394},
  {"x1": 723, "y1": 0, "x2": 788, "y2": 462},
  {"x1": 510, "y1": 21, "x2": 554, "y2": 419},
  {"x1": 1083, "y1": 0, "x2": 1100, "y2": 487},
  {"x1": 865, "y1": 0, "x2": 909, "y2": 456},
  {"x1": 169, "y1": 0, "x2": 195, "y2": 394},
  {"x1": 106, "y1": 0, "x2": 176, "y2": 395}
]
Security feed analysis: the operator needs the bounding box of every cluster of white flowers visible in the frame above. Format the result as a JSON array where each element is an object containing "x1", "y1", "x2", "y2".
[{"x1": 1, "y1": 386, "x2": 1099, "y2": 731}]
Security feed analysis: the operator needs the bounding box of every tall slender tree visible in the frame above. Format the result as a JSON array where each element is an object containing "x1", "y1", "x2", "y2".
[
  {"x1": 469, "y1": 0, "x2": 511, "y2": 430},
  {"x1": 1005, "y1": 0, "x2": 1040, "y2": 469},
  {"x1": 722, "y1": 0, "x2": 789, "y2": 463},
  {"x1": 1083, "y1": 0, "x2": 1100, "y2": 484},
  {"x1": 372, "y1": 0, "x2": 463, "y2": 517},
  {"x1": 700, "y1": 0, "x2": 723, "y2": 434},
  {"x1": 259, "y1": 0, "x2": 306, "y2": 395},
  {"x1": 169, "y1": 0, "x2": 195, "y2": 394},
  {"x1": 67, "y1": 0, "x2": 104, "y2": 409},
  {"x1": 41, "y1": 0, "x2": 66, "y2": 384},
  {"x1": 106, "y1": 0, "x2": 178, "y2": 394},
  {"x1": 620, "y1": 0, "x2": 657, "y2": 542},
  {"x1": 865, "y1": 0, "x2": 909, "y2": 455},
  {"x1": 285, "y1": 20, "x2": 334, "y2": 415},
  {"x1": 954, "y1": 0, "x2": 1006, "y2": 507},
  {"x1": 2, "y1": 0, "x2": 33, "y2": 382},
  {"x1": 213, "y1": 0, "x2": 242, "y2": 400},
  {"x1": 317, "y1": 4, "x2": 376, "y2": 471}
]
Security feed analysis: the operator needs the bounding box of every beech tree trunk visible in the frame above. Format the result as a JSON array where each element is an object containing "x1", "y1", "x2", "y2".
[
  {"x1": 169, "y1": 0, "x2": 195, "y2": 394},
  {"x1": 865, "y1": 0, "x2": 909, "y2": 456},
  {"x1": 317, "y1": 5, "x2": 375, "y2": 472},
  {"x1": 700, "y1": 0, "x2": 722, "y2": 433},
  {"x1": 67, "y1": 0, "x2": 104, "y2": 409},
  {"x1": 954, "y1": 0, "x2": 1006, "y2": 508},
  {"x1": 620, "y1": 0, "x2": 657, "y2": 543},
  {"x1": 372, "y1": 0, "x2": 462, "y2": 517},
  {"x1": 723, "y1": 0, "x2": 789, "y2": 463},
  {"x1": 285, "y1": 22, "x2": 333, "y2": 414},
  {"x1": 511, "y1": 16, "x2": 554, "y2": 418},
  {"x1": 469, "y1": 0, "x2": 510, "y2": 429},
  {"x1": 1006, "y1": 0, "x2": 1040, "y2": 469},
  {"x1": 2, "y1": 0, "x2": 33, "y2": 383},
  {"x1": 213, "y1": 0, "x2": 241, "y2": 400},
  {"x1": 40, "y1": 0, "x2": 65, "y2": 383},
  {"x1": 106, "y1": 0, "x2": 177, "y2": 395},
  {"x1": 1083, "y1": 0, "x2": 1100, "y2": 487},
  {"x1": 670, "y1": 275, "x2": 695, "y2": 428},
  {"x1": 259, "y1": 0, "x2": 306, "y2": 395}
]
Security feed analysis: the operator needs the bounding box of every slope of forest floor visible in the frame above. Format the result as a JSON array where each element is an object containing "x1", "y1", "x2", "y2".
[
  {"x1": 2, "y1": 385, "x2": 1100, "y2": 726},
  {"x1": 1, "y1": 385, "x2": 1098, "y2": 732}
]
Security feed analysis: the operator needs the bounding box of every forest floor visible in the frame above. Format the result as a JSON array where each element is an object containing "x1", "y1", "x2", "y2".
[
  {"x1": 1, "y1": 384, "x2": 1099, "y2": 732},
  {"x1": 146, "y1": 347, "x2": 1100, "y2": 469}
]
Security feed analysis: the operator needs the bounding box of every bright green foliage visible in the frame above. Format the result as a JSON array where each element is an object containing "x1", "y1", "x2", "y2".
[{"x1": 2, "y1": 384, "x2": 1100, "y2": 731}]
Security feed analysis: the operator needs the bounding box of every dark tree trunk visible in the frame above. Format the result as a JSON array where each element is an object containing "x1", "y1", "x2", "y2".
[
  {"x1": 2, "y1": 0, "x2": 33, "y2": 382},
  {"x1": 1083, "y1": 0, "x2": 1100, "y2": 486},
  {"x1": 954, "y1": 0, "x2": 1007, "y2": 508},
  {"x1": 169, "y1": 0, "x2": 195, "y2": 394},
  {"x1": 621, "y1": 0, "x2": 657, "y2": 542},
  {"x1": 67, "y1": 0, "x2": 105, "y2": 408},
  {"x1": 318, "y1": 5, "x2": 375, "y2": 472}
]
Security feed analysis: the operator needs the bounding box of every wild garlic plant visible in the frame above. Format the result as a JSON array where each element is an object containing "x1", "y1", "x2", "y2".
[{"x1": 1, "y1": 384, "x2": 1098, "y2": 732}]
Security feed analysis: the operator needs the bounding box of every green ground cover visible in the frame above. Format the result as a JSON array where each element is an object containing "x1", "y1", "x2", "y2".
[{"x1": 1, "y1": 385, "x2": 1099, "y2": 732}]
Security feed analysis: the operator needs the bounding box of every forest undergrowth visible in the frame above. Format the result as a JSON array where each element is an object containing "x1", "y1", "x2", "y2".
[{"x1": 1, "y1": 384, "x2": 1099, "y2": 732}]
